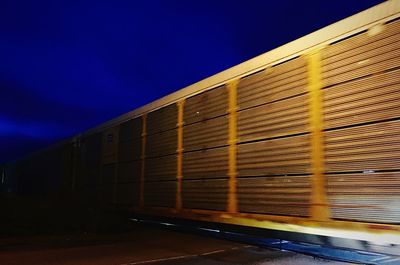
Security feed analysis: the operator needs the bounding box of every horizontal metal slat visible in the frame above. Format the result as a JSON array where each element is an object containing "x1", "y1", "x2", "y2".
[
  {"x1": 323, "y1": 69, "x2": 400, "y2": 129},
  {"x1": 144, "y1": 180, "x2": 176, "y2": 208},
  {"x1": 118, "y1": 138, "x2": 142, "y2": 162},
  {"x1": 147, "y1": 104, "x2": 177, "y2": 135},
  {"x1": 325, "y1": 120, "x2": 400, "y2": 172},
  {"x1": 238, "y1": 94, "x2": 309, "y2": 142},
  {"x1": 183, "y1": 147, "x2": 228, "y2": 179},
  {"x1": 118, "y1": 160, "x2": 141, "y2": 183},
  {"x1": 184, "y1": 85, "x2": 227, "y2": 125},
  {"x1": 322, "y1": 20, "x2": 400, "y2": 86},
  {"x1": 238, "y1": 57, "x2": 307, "y2": 110},
  {"x1": 115, "y1": 182, "x2": 140, "y2": 206},
  {"x1": 145, "y1": 155, "x2": 176, "y2": 181},
  {"x1": 182, "y1": 179, "x2": 228, "y2": 211},
  {"x1": 237, "y1": 176, "x2": 311, "y2": 216},
  {"x1": 237, "y1": 135, "x2": 311, "y2": 176},
  {"x1": 119, "y1": 117, "x2": 142, "y2": 142},
  {"x1": 146, "y1": 129, "x2": 177, "y2": 158},
  {"x1": 328, "y1": 172, "x2": 400, "y2": 223},
  {"x1": 183, "y1": 115, "x2": 228, "y2": 152}
]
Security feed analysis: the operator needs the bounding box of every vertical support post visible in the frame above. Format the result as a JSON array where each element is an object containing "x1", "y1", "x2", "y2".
[
  {"x1": 71, "y1": 137, "x2": 79, "y2": 194},
  {"x1": 306, "y1": 49, "x2": 330, "y2": 221},
  {"x1": 227, "y1": 80, "x2": 239, "y2": 214},
  {"x1": 176, "y1": 100, "x2": 185, "y2": 211},
  {"x1": 140, "y1": 114, "x2": 147, "y2": 208}
]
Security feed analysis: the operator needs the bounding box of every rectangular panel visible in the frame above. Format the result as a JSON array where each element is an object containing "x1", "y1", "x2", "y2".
[
  {"x1": 145, "y1": 155, "x2": 176, "y2": 182},
  {"x1": 184, "y1": 85, "x2": 227, "y2": 125},
  {"x1": 327, "y1": 172, "x2": 400, "y2": 223},
  {"x1": 238, "y1": 94, "x2": 309, "y2": 142},
  {"x1": 325, "y1": 120, "x2": 400, "y2": 173},
  {"x1": 323, "y1": 69, "x2": 400, "y2": 129},
  {"x1": 182, "y1": 178, "x2": 228, "y2": 211},
  {"x1": 147, "y1": 104, "x2": 177, "y2": 135},
  {"x1": 118, "y1": 160, "x2": 141, "y2": 183},
  {"x1": 119, "y1": 117, "x2": 142, "y2": 142},
  {"x1": 183, "y1": 115, "x2": 228, "y2": 152},
  {"x1": 322, "y1": 20, "x2": 400, "y2": 86},
  {"x1": 183, "y1": 147, "x2": 228, "y2": 180},
  {"x1": 238, "y1": 57, "x2": 307, "y2": 110},
  {"x1": 118, "y1": 138, "x2": 142, "y2": 162},
  {"x1": 237, "y1": 176, "x2": 311, "y2": 216},
  {"x1": 144, "y1": 180, "x2": 176, "y2": 207},
  {"x1": 146, "y1": 129, "x2": 177, "y2": 158},
  {"x1": 237, "y1": 135, "x2": 311, "y2": 176},
  {"x1": 102, "y1": 127, "x2": 119, "y2": 164},
  {"x1": 115, "y1": 182, "x2": 140, "y2": 206}
]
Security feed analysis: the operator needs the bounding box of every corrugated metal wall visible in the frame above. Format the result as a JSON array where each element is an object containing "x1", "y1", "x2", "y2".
[{"x1": 323, "y1": 19, "x2": 400, "y2": 223}]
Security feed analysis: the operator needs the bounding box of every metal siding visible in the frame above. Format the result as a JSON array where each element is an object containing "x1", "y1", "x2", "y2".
[
  {"x1": 116, "y1": 182, "x2": 140, "y2": 206},
  {"x1": 322, "y1": 19, "x2": 400, "y2": 86},
  {"x1": 144, "y1": 180, "x2": 176, "y2": 207},
  {"x1": 237, "y1": 176, "x2": 311, "y2": 216},
  {"x1": 182, "y1": 147, "x2": 228, "y2": 180},
  {"x1": 146, "y1": 129, "x2": 177, "y2": 158},
  {"x1": 327, "y1": 172, "x2": 400, "y2": 223},
  {"x1": 119, "y1": 117, "x2": 142, "y2": 142},
  {"x1": 183, "y1": 115, "x2": 228, "y2": 152},
  {"x1": 325, "y1": 120, "x2": 400, "y2": 173},
  {"x1": 145, "y1": 155, "x2": 176, "y2": 182},
  {"x1": 238, "y1": 94, "x2": 310, "y2": 142},
  {"x1": 118, "y1": 160, "x2": 141, "y2": 183},
  {"x1": 147, "y1": 104, "x2": 177, "y2": 135},
  {"x1": 182, "y1": 179, "x2": 228, "y2": 211},
  {"x1": 184, "y1": 85, "x2": 227, "y2": 125},
  {"x1": 102, "y1": 127, "x2": 119, "y2": 165},
  {"x1": 237, "y1": 135, "x2": 311, "y2": 176},
  {"x1": 118, "y1": 138, "x2": 142, "y2": 162},
  {"x1": 323, "y1": 69, "x2": 400, "y2": 129},
  {"x1": 237, "y1": 57, "x2": 307, "y2": 110}
]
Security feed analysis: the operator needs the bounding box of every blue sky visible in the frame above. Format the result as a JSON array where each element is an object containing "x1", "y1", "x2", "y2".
[{"x1": 0, "y1": 0, "x2": 382, "y2": 162}]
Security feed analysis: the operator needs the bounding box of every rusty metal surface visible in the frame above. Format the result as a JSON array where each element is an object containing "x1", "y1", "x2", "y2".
[
  {"x1": 327, "y1": 172, "x2": 400, "y2": 223},
  {"x1": 183, "y1": 147, "x2": 228, "y2": 180},
  {"x1": 182, "y1": 178, "x2": 228, "y2": 211},
  {"x1": 146, "y1": 129, "x2": 177, "y2": 158},
  {"x1": 237, "y1": 176, "x2": 311, "y2": 216},
  {"x1": 184, "y1": 85, "x2": 227, "y2": 125},
  {"x1": 144, "y1": 180, "x2": 176, "y2": 207},
  {"x1": 238, "y1": 94, "x2": 309, "y2": 143},
  {"x1": 237, "y1": 57, "x2": 307, "y2": 110},
  {"x1": 145, "y1": 155, "x2": 176, "y2": 182},
  {"x1": 118, "y1": 160, "x2": 141, "y2": 183},
  {"x1": 147, "y1": 104, "x2": 178, "y2": 135},
  {"x1": 323, "y1": 69, "x2": 400, "y2": 129},
  {"x1": 325, "y1": 120, "x2": 400, "y2": 173},
  {"x1": 237, "y1": 134, "x2": 311, "y2": 176},
  {"x1": 322, "y1": 19, "x2": 400, "y2": 86},
  {"x1": 183, "y1": 115, "x2": 228, "y2": 152}
]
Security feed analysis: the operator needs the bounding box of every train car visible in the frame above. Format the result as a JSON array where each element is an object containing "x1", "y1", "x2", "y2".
[{"x1": 9, "y1": 0, "x2": 400, "y2": 255}]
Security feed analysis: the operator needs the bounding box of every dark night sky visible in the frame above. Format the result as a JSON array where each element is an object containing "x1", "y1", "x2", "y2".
[{"x1": 0, "y1": 0, "x2": 382, "y2": 163}]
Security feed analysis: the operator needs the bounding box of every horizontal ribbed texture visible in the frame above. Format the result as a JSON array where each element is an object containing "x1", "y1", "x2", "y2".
[
  {"x1": 182, "y1": 179, "x2": 228, "y2": 211},
  {"x1": 325, "y1": 120, "x2": 400, "y2": 173},
  {"x1": 182, "y1": 147, "x2": 228, "y2": 179},
  {"x1": 115, "y1": 182, "x2": 140, "y2": 206},
  {"x1": 238, "y1": 57, "x2": 307, "y2": 110},
  {"x1": 118, "y1": 160, "x2": 141, "y2": 183},
  {"x1": 184, "y1": 85, "x2": 227, "y2": 125},
  {"x1": 147, "y1": 104, "x2": 177, "y2": 135},
  {"x1": 237, "y1": 176, "x2": 311, "y2": 216},
  {"x1": 144, "y1": 180, "x2": 176, "y2": 208},
  {"x1": 323, "y1": 69, "x2": 400, "y2": 129},
  {"x1": 144, "y1": 155, "x2": 176, "y2": 181},
  {"x1": 237, "y1": 135, "x2": 311, "y2": 176},
  {"x1": 183, "y1": 115, "x2": 228, "y2": 152},
  {"x1": 119, "y1": 117, "x2": 142, "y2": 142},
  {"x1": 118, "y1": 138, "x2": 142, "y2": 162},
  {"x1": 238, "y1": 94, "x2": 309, "y2": 142},
  {"x1": 328, "y1": 172, "x2": 400, "y2": 223},
  {"x1": 322, "y1": 20, "x2": 400, "y2": 86},
  {"x1": 146, "y1": 129, "x2": 177, "y2": 158}
]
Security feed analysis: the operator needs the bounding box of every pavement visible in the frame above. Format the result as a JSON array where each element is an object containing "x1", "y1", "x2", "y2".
[{"x1": 0, "y1": 222, "x2": 353, "y2": 265}]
